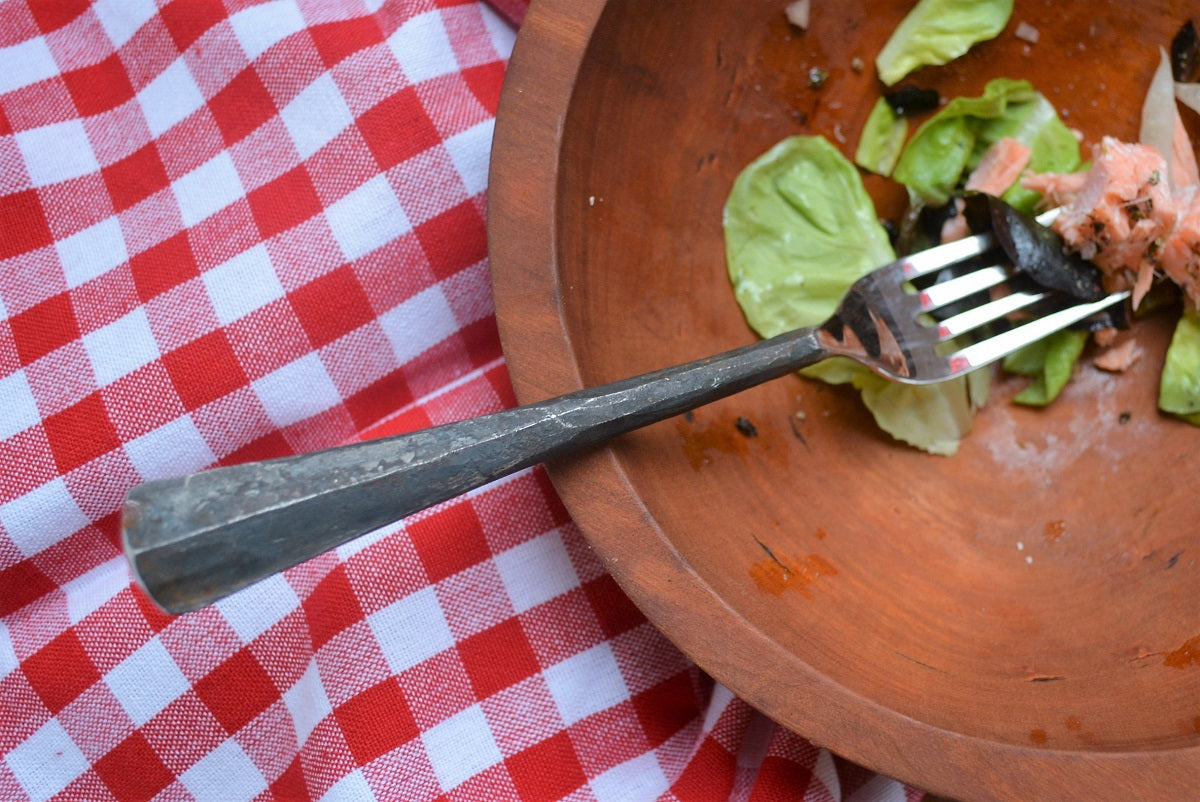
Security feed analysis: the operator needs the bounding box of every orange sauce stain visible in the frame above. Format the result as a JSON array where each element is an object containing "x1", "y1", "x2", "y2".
[
  {"x1": 1065, "y1": 716, "x2": 1082, "y2": 732},
  {"x1": 1044, "y1": 519, "x2": 1066, "y2": 543},
  {"x1": 1165, "y1": 635, "x2": 1200, "y2": 669},
  {"x1": 1029, "y1": 728, "x2": 1048, "y2": 744},
  {"x1": 750, "y1": 552, "x2": 838, "y2": 598},
  {"x1": 677, "y1": 417, "x2": 749, "y2": 470},
  {"x1": 815, "y1": 527, "x2": 828, "y2": 540}
]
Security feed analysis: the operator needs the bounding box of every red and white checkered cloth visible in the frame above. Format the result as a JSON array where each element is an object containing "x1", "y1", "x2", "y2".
[{"x1": 0, "y1": 1, "x2": 926, "y2": 799}]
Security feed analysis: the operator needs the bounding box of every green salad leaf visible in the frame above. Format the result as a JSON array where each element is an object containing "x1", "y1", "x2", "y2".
[
  {"x1": 1159, "y1": 308, "x2": 1200, "y2": 423},
  {"x1": 875, "y1": 0, "x2": 1013, "y2": 87},
  {"x1": 1002, "y1": 329, "x2": 1088, "y2": 405},
  {"x1": 893, "y1": 78, "x2": 1081, "y2": 209},
  {"x1": 855, "y1": 98, "x2": 908, "y2": 176},
  {"x1": 724, "y1": 135, "x2": 981, "y2": 455}
]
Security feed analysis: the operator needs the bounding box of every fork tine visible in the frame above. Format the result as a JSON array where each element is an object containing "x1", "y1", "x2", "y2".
[
  {"x1": 917, "y1": 264, "x2": 1007, "y2": 312},
  {"x1": 900, "y1": 230, "x2": 996, "y2": 280},
  {"x1": 945, "y1": 291, "x2": 1130, "y2": 374},
  {"x1": 935, "y1": 289, "x2": 1047, "y2": 341}
]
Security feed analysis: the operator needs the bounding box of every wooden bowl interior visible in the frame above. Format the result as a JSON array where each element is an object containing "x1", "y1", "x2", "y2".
[{"x1": 494, "y1": 0, "x2": 1200, "y2": 795}]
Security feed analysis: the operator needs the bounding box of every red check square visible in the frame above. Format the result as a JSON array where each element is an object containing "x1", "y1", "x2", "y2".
[
  {"x1": 62, "y1": 54, "x2": 135, "y2": 117},
  {"x1": 270, "y1": 757, "x2": 309, "y2": 799},
  {"x1": 357, "y1": 88, "x2": 442, "y2": 170},
  {"x1": 29, "y1": 0, "x2": 88, "y2": 32},
  {"x1": 457, "y1": 618, "x2": 539, "y2": 699},
  {"x1": 194, "y1": 649, "x2": 279, "y2": 735},
  {"x1": 162, "y1": 331, "x2": 249, "y2": 409},
  {"x1": 287, "y1": 264, "x2": 375, "y2": 348},
  {"x1": 633, "y1": 671, "x2": 699, "y2": 748},
  {"x1": 129, "y1": 233, "x2": 199, "y2": 302},
  {"x1": 93, "y1": 731, "x2": 174, "y2": 802},
  {"x1": 208, "y1": 67, "x2": 277, "y2": 146},
  {"x1": 408, "y1": 503, "x2": 491, "y2": 582},
  {"x1": 343, "y1": 369, "x2": 414, "y2": 432},
  {"x1": 309, "y1": 17, "x2": 385, "y2": 68},
  {"x1": 461, "y1": 62, "x2": 505, "y2": 116},
  {"x1": 247, "y1": 166, "x2": 322, "y2": 240},
  {"x1": 335, "y1": 678, "x2": 418, "y2": 765},
  {"x1": 22, "y1": 629, "x2": 101, "y2": 714},
  {"x1": 159, "y1": 0, "x2": 228, "y2": 52},
  {"x1": 8, "y1": 293, "x2": 81, "y2": 366},
  {"x1": 583, "y1": 574, "x2": 645, "y2": 639},
  {"x1": 303, "y1": 564, "x2": 365, "y2": 650},
  {"x1": 415, "y1": 201, "x2": 486, "y2": 280},
  {"x1": 43, "y1": 393, "x2": 121, "y2": 473},
  {"x1": 0, "y1": 190, "x2": 55, "y2": 260},
  {"x1": 103, "y1": 143, "x2": 170, "y2": 213},
  {"x1": 0, "y1": 559, "x2": 57, "y2": 617},
  {"x1": 507, "y1": 732, "x2": 587, "y2": 802}
]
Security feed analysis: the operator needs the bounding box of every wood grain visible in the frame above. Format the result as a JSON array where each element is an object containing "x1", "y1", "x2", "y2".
[{"x1": 489, "y1": 2, "x2": 1200, "y2": 799}]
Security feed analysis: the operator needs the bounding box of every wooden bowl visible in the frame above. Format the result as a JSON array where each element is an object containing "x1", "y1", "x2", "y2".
[{"x1": 488, "y1": 1, "x2": 1200, "y2": 798}]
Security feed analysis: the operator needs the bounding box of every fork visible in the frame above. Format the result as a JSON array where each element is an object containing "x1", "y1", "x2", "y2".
[{"x1": 123, "y1": 224, "x2": 1128, "y2": 614}]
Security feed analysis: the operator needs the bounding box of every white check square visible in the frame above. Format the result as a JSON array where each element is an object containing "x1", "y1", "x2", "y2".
[
  {"x1": 543, "y1": 643, "x2": 629, "y2": 726},
  {"x1": 93, "y1": 0, "x2": 158, "y2": 48},
  {"x1": 590, "y1": 753, "x2": 670, "y2": 802},
  {"x1": 138, "y1": 58, "x2": 206, "y2": 137},
  {"x1": 421, "y1": 704, "x2": 502, "y2": 790},
  {"x1": 443, "y1": 120, "x2": 493, "y2": 197},
  {"x1": 0, "y1": 478, "x2": 90, "y2": 558},
  {"x1": 105, "y1": 638, "x2": 190, "y2": 727},
  {"x1": 324, "y1": 175, "x2": 411, "y2": 261},
  {"x1": 0, "y1": 370, "x2": 41, "y2": 440},
  {"x1": 217, "y1": 572, "x2": 301, "y2": 643},
  {"x1": 369, "y1": 586, "x2": 454, "y2": 674},
  {"x1": 0, "y1": 37, "x2": 58, "y2": 93},
  {"x1": 230, "y1": 0, "x2": 306, "y2": 61},
  {"x1": 281, "y1": 74, "x2": 355, "y2": 160},
  {"x1": 82, "y1": 307, "x2": 156, "y2": 384},
  {"x1": 61, "y1": 556, "x2": 126, "y2": 625},
  {"x1": 125, "y1": 416, "x2": 217, "y2": 481},
  {"x1": 378, "y1": 284, "x2": 457, "y2": 366},
  {"x1": 202, "y1": 244, "x2": 285, "y2": 325},
  {"x1": 14, "y1": 120, "x2": 101, "y2": 187},
  {"x1": 3, "y1": 720, "x2": 89, "y2": 802},
  {"x1": 318, "y1": 768, "x2": 372, "y2": 802},
  {"x1": 494, "y1": 529, "x2": 580, "y2": 614},
  {"x1": 388, "y1": 11, "x2": 458, "y2": 84},
  {"x1": 251, "y1": 353, "x2": 342, "y2": 428},
  {"x1": 283, "y1": 661, "x2": 333, "y2": 746},
  {"x1": 181, "y1": 740, "x2": 268, "y2": 802},
  {"x1": 172, "y1": 152, "x2": 245, "y2": 227}
]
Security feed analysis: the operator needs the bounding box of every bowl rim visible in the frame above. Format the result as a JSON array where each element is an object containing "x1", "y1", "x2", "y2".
[{"x1": 486, "y1": 1, "x2": 1200, "y2": 797}]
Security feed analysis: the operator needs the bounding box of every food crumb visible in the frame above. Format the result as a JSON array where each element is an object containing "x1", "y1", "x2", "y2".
[
  {"x1": 1026, "y1": 555, "x2": 1034, "y2": 564},
  {"x1": 1015, "y1": 21, "x2": 1040, "y2": 44},
  {"x1": 589, "y1": 196, "x2": 595, "y2": 206},
  {"x1": 808, "y1": 67, "x2": 829, "y2": 90},
  {"x1": 850, "y1": 56, "x2": 864, "y2": 73},
  {"x1": 1119, "y1": 410, "x2": 1132, "y2": 424},
  {"x1": 735, "y1": 417, "x2": 759, "y2": 437},
  {"x1": 1017, "y1": 541, "x2": 1024, "y2": 551},
  {"x1": 785, "y1": 0, "x2": 809, "y2": 30}
]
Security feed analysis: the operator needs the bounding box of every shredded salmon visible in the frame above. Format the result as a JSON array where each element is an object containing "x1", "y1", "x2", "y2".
[
  {"x1": 941, "y1": 137, "x2": 1033, "y2": 242},
  {"x1": 1022, "y1": 136, "x2": 1197, "y2": 309}
]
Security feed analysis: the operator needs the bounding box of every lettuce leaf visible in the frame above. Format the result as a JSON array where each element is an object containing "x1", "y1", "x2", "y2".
[
  {"x1": 893, "y1": 78, "x2": 1081, "y2": 209},
  {"x1": 1001, "y1": 329, "x2": 1088, "y2": 405},
  {"x1": 1159, "y1": 307, "x2": 1200, "y2": 423},
  {"x1": 724, "y1": 135, "x2": 980, "y2": 454},
  {"x1": 875, "y1": 0, "x2": 1013, "y2": 86},
  {"x1": 855, "y1": 97, "x2": 908, "y2": 176}
]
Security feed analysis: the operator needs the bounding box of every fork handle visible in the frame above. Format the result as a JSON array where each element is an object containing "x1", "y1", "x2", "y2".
[{"x1": 124, "y1": 326, "x2": 827, "y2": 613}]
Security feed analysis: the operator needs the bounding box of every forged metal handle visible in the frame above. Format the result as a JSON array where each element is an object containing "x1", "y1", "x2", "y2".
[{"x1": 123, "y1": 326, "x2": 826, "y2": 613}]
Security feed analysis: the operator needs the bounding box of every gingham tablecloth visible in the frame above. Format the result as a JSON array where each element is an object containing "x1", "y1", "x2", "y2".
[{"x1": 0, "y1": 1, "x2": 925, "y2": 799}]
